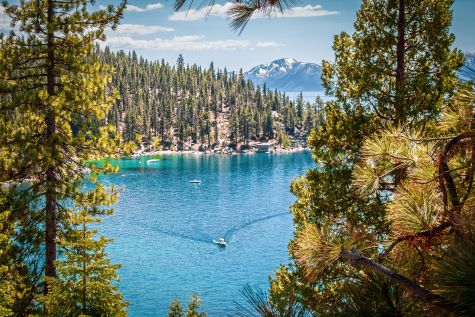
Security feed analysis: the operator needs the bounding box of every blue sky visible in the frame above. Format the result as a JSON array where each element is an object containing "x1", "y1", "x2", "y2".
[{"x1": 2, "y1": 0, "x2": 475, "y2": 71}]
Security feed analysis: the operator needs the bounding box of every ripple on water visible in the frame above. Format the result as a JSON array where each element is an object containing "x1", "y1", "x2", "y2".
[{"x1": 97, "y1": 152, "x2": 314, "y2": 316}]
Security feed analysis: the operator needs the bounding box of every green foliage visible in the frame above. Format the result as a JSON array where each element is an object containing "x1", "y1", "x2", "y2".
[
  {"x1": 186, "y1": 294, "x2": 206, "y2": 317},
  {"x1": 168, "y1": 298, "x2": 184, "y2": 317},
  {"x1": 0, "y1": 210, "x2": 13, "y2": 317},
  {"x1": 174, "y1": 0, "x2": 301, "y2": 34},
  {"x1": 39, "y1": 211, "x2": 127, "y2": 316},
  {"x1": 98, "y1": 48, "x2": 320, "y2": 149},
  {"x1": 277, "y1": 131, "x2": 291, "y2": 149},
  {"x1": 339, "y1": 272, "x2": 423, "y2": 317},
  {"x1": 294, "y1": 83, "x2": 475, "y2": 314},
  {"x1": 0, "y1": 0, "x2": 127, "y2": 313},
  {"x1": 167, "y1": 295, "x2": 206, "y2": 317},
  {"x1": 433, "y1": 234, "x2": 475, "y2": 316},
  {"x1": 322, "y1": 0, "x2": 462, "y2": 125},
  {"x1": 261, "y1": 0, "x2": 466, "y2": 315},
  {"x1": 236, "y1": 284, "x2": 310, "y2": 317},
  {"x1": 151, "y1": 136, "x2": 162, "y2": 150}
]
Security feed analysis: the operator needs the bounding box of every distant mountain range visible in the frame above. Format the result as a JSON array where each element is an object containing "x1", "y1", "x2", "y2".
[
  {"x1": 464, "y1": 52, "x2": 475, "y2": 69},
  {"x1": 244, "y1": 58, "x2": 323, "y2": 92},
  {"x1": 464, "y1": 53, "x2": 475, "y2": 69},
  {"x1": 246, "y1": 54, "x2": 475, "y2": 93}
]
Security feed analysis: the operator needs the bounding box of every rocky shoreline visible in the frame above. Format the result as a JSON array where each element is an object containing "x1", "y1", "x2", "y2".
[{"x1": 131, "y1": 144, "x2": 310, "y2": 157}]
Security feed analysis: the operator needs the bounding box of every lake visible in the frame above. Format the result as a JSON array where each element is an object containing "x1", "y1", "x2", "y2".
[
  {"x1": 284, "y1": 91, "x2": 334, "y2": 103},
  {"x1": 98, "y1": 152, "x2": 314, "y2": 316}
]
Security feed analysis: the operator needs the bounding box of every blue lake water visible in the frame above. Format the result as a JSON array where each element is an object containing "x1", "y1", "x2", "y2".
[
  {"x1": 98, "y1": 152, "x2": 314, "y2": 316},
  {"x1": 284, "y1": 91, "x2": 334, "y2": 103}
]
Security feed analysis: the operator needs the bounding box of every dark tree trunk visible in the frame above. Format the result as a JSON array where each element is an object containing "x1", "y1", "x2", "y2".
[
  {"x1": 339, "y1": 249, "x2": 449, "y2": 309},
  {"x1": 395, "y1": 0, "x2": 406, "y2": 124},
  {"x1": 45, "y1": 0, "x2": 57, "y2": 283},
  {"x1": 82, "y1": 222, "x2": 87, "y2": 314}
]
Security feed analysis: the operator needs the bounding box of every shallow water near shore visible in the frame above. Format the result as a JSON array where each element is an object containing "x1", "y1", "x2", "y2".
[{"x1": 97, "y1": 152, "x2": 314, "y2": 316}]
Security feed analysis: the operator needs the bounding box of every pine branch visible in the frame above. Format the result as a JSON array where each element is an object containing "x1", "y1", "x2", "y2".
[
  {"x1": 438, "y1": 131, "x2": 475, "y2": 210},
  {"x1": 340, "y1": 248, "x2": 449, "y2": 309},
  {"x1": 378, "y1": 221, "x2": 451, "y2": 261}
]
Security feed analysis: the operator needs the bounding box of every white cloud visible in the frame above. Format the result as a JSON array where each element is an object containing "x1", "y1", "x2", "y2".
[
  {"x1": 169, "y1": 3, "x2": 338, "y2": 21},
  {"x1": 103, "y1": 35, "x2": 250, "y2": 51},
  {"x1": 0, "y1": 7, "x2": 12, "y2": 30},
  {"x1": 169, "y1": 2, "x2": 233, "y2": 21},
  {"x1": 126, "y1": 2, "x2": 164, "y2": 12},
  {"x1": 115, "y1": 24, "x2": 174, "y2": 35},
  {"x1": 255, "y1": 41, "x2": 282, "y2": 48},
  {"x1": 276, "y1": 5, "x2": 339, "y2": 18}
]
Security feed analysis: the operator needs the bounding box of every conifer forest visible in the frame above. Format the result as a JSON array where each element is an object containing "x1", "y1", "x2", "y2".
[{"x1": 1, "y1": 0, "x2": 475, "y2": 316}]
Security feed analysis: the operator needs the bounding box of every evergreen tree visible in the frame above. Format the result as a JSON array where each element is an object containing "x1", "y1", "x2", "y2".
[
  {"x1": 168, "y1": 298, "x2": 184, "y2": 317},
  {"x1": 267, "y1": 0, "x2": 464, "y2": 315},
  {"x1": 177, "y1": 54, "x2": 185, "y2": 73},
  {"x1": 295, "y1": 92, "x2": 304, "y2": 126},
  {"x1": 167, "y1": 295, "x2": 206, "y2": 317},
  {"x1": 0, "y1": 210, "x2": 13, "y2": 317},
  {"x1": 40, "y1": 210, "x2": 127, "y2": 316},
  {"x1": 98, "y1": 48, "x2": 316, "y2": 150},
  {"x1": 295, "y1": 83, "x2": 475, "y2": 314},
  {"x1": 186, "y1": 295, "x2": 206, "y2": 317},
  {"x1": 322, "y1": 0, "x2": 462, "y2": 125},
  {"x1": 0, "y1": 0, "x2": 128, "y2": 312}
]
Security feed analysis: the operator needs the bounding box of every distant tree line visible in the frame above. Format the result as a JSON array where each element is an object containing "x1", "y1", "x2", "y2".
[{"x1": 98, "y1": 49, "x2": 323, "y2": 150}]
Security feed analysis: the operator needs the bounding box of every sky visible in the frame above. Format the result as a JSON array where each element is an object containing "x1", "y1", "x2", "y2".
[{"x1": 1, "y1": 0, "x2": 475, "y2": 71}]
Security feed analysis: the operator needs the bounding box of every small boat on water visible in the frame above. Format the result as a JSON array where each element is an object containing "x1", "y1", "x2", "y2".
[
  {"x1": 189, "y1": 180, "x2": 201, "y2": 184},
  {"x1": 213, "y1": 238, "x2": 227, "y2": 247},
  {"x1": 146, "y1": 159, "x2": 160, "y2": 163}
]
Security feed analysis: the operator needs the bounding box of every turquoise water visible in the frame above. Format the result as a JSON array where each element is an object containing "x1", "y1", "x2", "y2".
[{"x1": 98, "y1": 152, "x2": 313, "y2": 316}]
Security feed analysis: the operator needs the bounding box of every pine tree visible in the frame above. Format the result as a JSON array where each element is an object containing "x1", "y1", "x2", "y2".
[
  {"x1": 0, "y1": 0, "x2": 127, "y2": 312},
  {"x1": 322, "y1": 0, "x2": 462, "y2": 125},
  {"x1": 186, "y1": 295, "x2": 206, "y2": 317},
  {"x1": 295, "y1": 92, "x2": 304, "y2": 126},
  {"x1": 97, "y1": 47, "x2": 316, "y2": 150},
  {"x1": 168, "y1": 298, "x2": 184, "y2": 317},
  {"x1": 268, "y1": 0, "x2": 464, "y2": 314},
  {"x1": 167, "y1": 295, "x2": 206, "y2": 317},
  {"x1": 177, "y1": 54, "x2": 185, "y2": 73},
  {"x1": 40, "y1": 210, "x2": 127, "y2": 316},
  {"x1": 0, "y1": 210, "x2": 13, "y2": 317},
  {"x1": 295, "y1": 83, "x2": 475, "y2": 314}
]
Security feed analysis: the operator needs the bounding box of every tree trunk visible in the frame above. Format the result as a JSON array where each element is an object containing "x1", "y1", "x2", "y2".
[
  {"x1": 45, "y1": 0, "x2": 57, "y2": 282},
  {"x1": 339, "y1": 249, "x2": 450, "y2": 309},
  {"x1": 82, "y1": 222, "x2": 87, "y2": 314},
  {"x1": 395, "y1": 0, "x2": 406, "y2": 124}
]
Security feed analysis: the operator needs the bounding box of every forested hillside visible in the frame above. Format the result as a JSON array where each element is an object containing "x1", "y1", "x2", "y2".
[{"x1": 99, "y1": 48, "x2": 321, "y2": 152}]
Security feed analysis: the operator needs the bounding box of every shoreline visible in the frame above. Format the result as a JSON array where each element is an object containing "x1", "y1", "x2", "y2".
[{"x1": 130, "y1": 146, "x2": 311, "y2": 158}]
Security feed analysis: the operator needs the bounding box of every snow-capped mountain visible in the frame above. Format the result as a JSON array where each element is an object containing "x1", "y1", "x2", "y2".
[
  {"x1": 245, "y1": 54, "x2": 475, "y2": 92},
  {"x1": 459, "y1": 52, "x2": 475, "y2": 80},
  {"x1": 464, "y1": 52, "x2": 475, "y2": 70},
  {"x1": 245, "y1": 58, "x2": 323, "y2": 92}
]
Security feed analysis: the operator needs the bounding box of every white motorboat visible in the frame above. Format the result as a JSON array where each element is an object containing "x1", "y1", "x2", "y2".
[
  {"x1": 213, "y1": 238, "x2": 227, "y2": 247},
  {"x1": 189, "y1": 180, "x2": 201, "y2": 183},
  {"x1": 146, "y1": 159, "x2": 160, "y2": 163}
]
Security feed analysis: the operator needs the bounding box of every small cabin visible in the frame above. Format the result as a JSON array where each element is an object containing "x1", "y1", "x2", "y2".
[{"x1": 257, "y1": 143, "x2": 271, "y2": 153}]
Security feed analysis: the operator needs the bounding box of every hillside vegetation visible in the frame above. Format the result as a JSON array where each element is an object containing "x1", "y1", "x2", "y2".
[{"x1": 99, "y1": 49, "x2": 321, "y2": 153}]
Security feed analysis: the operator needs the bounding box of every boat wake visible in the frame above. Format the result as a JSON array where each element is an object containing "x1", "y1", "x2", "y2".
[
  {"x1": 148, "y1": 212, "x2": 290, "y2": 246},
  {"x1": 223, "y1": 212, "x2": 289, "y2": 241},
  {"x1": 152, "y1": 227, "x2": 215, "y2": 245}
]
